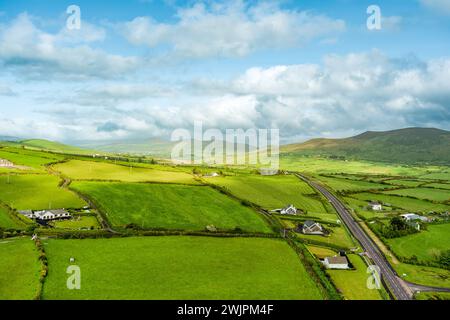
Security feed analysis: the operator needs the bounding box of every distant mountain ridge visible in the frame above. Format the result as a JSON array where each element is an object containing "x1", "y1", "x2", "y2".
[{"x1": 282, "y1": 128, "x2": 450, "y2": 165}]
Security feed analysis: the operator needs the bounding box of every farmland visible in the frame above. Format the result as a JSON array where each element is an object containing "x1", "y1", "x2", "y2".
[
  {"x1": 209, "y1": 174, "x2": 331, "y2": 215},
  {"x1": 0, "y1": 205, "x2": 24, "y2": 229},
  {"x1": 382, "y1": 188, "x2": 450, "y2": 202},
  {"x1": 0, "y1": 174, "x2": 85, "y2": 210},
  {"x1": 72, "y1": 182, "x2": 272, "y2": 233},
  {"x1": 316, "y1": 175, "x2": 392, "y2": 192},
  {"x1": 53, "y1": 160, "x2": 198, "y2": 184},
  {"x1": 327, "y1": 254, "x2": 383, "y2": 300},
  {"x1": 42, "y1": 236, "x2": 324, "y2": 300},
  {"x1": 386, "y1": 224, "x2": 450, "y2": 263},
  {"x1": 0, "y1": 238, "x2": 41, "y2": 300}
]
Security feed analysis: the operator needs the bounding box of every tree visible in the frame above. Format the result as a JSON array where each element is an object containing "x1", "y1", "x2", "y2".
[{"x1": 390, "y1": 216, "x2": 407, "y2": 231}]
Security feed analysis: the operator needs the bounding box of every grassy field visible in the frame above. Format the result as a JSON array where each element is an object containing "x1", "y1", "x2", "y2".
[
  {"x1": 419, "y1": 172, "x2": 450, "y2": 180},
  {"x1": 386, "y1": 224, "x2": 450, "y2": 262},
  {"x1": 0, "y1": 205, "x2": 25, "y2": 229},
  {"x1": 210, "y1": 174, "x2": 330, "y2": 215},
  {"x1": 350, "y1": 193, "x2": 450, "y2": 212},
  {"x1": 72, "y1": 182, "x2": 272, "y2": 233},
  {"x1": 296, "y1": 225, "x2": 354, "y2": 249},
  {"x1": 327, "y1": 254, "x2": 383, "y2": 300},
  {"x1": 50, "y1": 216, "x2": 100, "y2": 230},
  {"x1": 53, "y1": 160, "x2": 198, "y2": 184},
  {"x1": 0, "y1": 238, "x2": 41, "y2": 300},
  {"x1": 316, "y1": 175, "x2": 392, "y2": 192},
  {"x1": 42, "y1": 236, "x2": 324, "y2": 300},
  {"x1": 280, "y1": 155, "x2": 435, "y2": 176},
  {"x1": 425, "y1": 183, "x2": 450, "y2": 190},
  {"x1": 0, "y1": 148, "x2": 63, "y2": 170},
  {"x1": 0, "y1": 174, "x2": 85, "y2": 210},
  {"x1": 382, "y1": 188, "x2": 450, "y2": 202},
  {"x1": 394, "y1": 263, "x2": 450, "y2": 288},
  {"x1": 415, "y1": 292, "x2": 450, "y2": 300},
  {"x1": 307, "y1": 245, "x2": 337, "y2": 259},
  {"x1": 384, "y1": 179, "x2": 425, "y2": 187}
]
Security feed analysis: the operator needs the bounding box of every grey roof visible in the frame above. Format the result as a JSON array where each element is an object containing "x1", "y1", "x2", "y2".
[
  {"x1": 18, "y1": 210, "x2": 33, "y2": 215},
  {"x1": 47, "y1": 209, "x2": 69, "y2": 215},
  {"x1": 303, "y1": 220, "x2": 318, "y2": 228},
  {"x1": 326, "y1": 256, "x2": 349, "y2": 265}
]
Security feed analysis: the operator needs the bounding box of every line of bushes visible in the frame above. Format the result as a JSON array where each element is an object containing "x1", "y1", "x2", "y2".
[{"x1": 34, "y1": 237, "x2": 48, "y2": 300}]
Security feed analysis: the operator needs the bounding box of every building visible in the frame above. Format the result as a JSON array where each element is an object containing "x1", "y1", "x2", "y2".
[
  {"x1": 18, "y1": 209, "x2": 71, "y2": 221},
  {"x1": 0, "y1": 159, "x2": 13, "y2": 167},
  {"x1": 203, "y1": 172, "x2": 219, "y2": 178},
  {"x1": 281, "y1": 204, "x2": 297, "y2": 215},
  {"x1": 302, "y1": 220, "x2": 324, "y2": 235},
  {"x1": 401, "y1": 213, "x2": 429, "y2": 223},
  {"x1": 323, "y1": 256, "x2": 350, "y2": 269},
  {"x1": 368, "y1": 201, "x2": 382, "y2": 211}
]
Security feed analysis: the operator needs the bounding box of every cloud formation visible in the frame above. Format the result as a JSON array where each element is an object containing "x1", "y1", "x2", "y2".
[
  {"x1": 420, "y1": 0, "x2": 450, "y2": 15},
  {"x1": 122, "y1": 0, "x2": 346, "y2": 59}
]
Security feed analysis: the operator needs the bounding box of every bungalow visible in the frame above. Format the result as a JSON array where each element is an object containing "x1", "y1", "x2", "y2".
[
  {"x1": 203, "y1": 172, "x2": 219, "y2": 178},
  {"x1": 368, "y1": 201, "x2": 382, "y2": 211},
  {"x1": 323, "y1": 256, "x2": 350, "y2": 269},
  {"x1": 0, "y1": 159, "x2": 13, "y2": 167},
  {"x1": 302, "y1": 220, "x2": 324, "y2": 235},
  {"x1": 271, "y1": 204, "x2": 298, "y2": 215},
  {"x1": 19, "y1": 209, "x2": 71, "y2": 221},
  {"x1": 401, "y1": 213, "x2": 429, "y2": 223}
]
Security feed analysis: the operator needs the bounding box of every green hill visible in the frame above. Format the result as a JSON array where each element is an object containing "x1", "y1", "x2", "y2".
[
  {"x1": 282, "y1": 128, "x2": 450, "y2": 165},
  {"x1": 0, "y1": 139, "x2": 97, "y2": 155}
]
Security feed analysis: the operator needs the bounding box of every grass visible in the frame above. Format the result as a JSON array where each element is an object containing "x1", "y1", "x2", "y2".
[
  {"x1": 415, "y1": 292, "x2": 450, "y2": 300},
  {"x1": 210, "y1": 174, "x2": 330, "y2": 215},
  {"x1": 384, "y1": 179, "x2": 425, "y2": 187},
  {"x1": 0, "y1": 174, "x2": 86, "y2": 210},
  {"x1": 72, "y1": 182, "x2": 272, "y2": 233},
  {"x1": 350, "y1": 192, "x2": 450, "y2": 213},
  {"x1": 0, "y1": 205, "x2": 25, "y2": 229},
  {"x1": 394, "y1": 263, "x2": 450, "y2": 288},
  {"x1": 42, "y1": 236, "x2": 324, "y2": 300},
  {"x1": 317, "y1": 175, "x2": 392, "y2": 192},
  {"x1": 382, "y1": 188, "x2": 450, "y2": 202},
  {"x1": 0, "y1": 148, "x2": 63, "y2": 171},
  {"x1": 420, "y1": 172, "x2": 450, "y2": 180},
  {"x1": 425, "y1": 183, "x2": 450, "y2": 190},
  {"x1": 327, "y1": 254, "x2": 383, "y2": 300},
  {"x1": 296, "y1": 225, "x2": 355, "y2": 249},
  {"x1": 386, "y1": 224, "x2": 450, "y2": 262},
  {"x1": 0, "y1": 238, "x2": 41, "y2": 300},
  {"x1": 50, "y1": 216, "x2": 100, "y2": 230},
  {"x1": 307, "y1": 245, "x2": 337, "y2": 259},
  {"x1": 53, "y1": 160, "x2": 198, "y2": 184}
]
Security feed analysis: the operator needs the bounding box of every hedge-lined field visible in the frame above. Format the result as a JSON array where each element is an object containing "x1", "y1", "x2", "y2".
[
  {"x1": 0, "y1": 148, "x2": 63, "y2": 170},
  {"x1": 382, "y1": 188, "x2": 450, "y2": 202},
  {"x1": 0, "y1": 238, "x2": 41, "y2": 300},
  {"x1": 0, "y1": 174, "x2": 85, "y2": 210},
  {"x1": 317, "y1": 175, "x2": 392, "y2": 192},
  {"x1": 53, "y1": 160, "x2": 198, "y2": 184},
  {"x1": 210, "y1": 174, "x2": 330, "y2": 215},
  {"x1": 72, "y1": 182, "x2": 272, "y2": 233},
  {"x1": 42, "y1": 236, "x2": 324, "y2": 300},
  {"x1": 0, "y1": 205, "x2": 24, "y2": 229}
]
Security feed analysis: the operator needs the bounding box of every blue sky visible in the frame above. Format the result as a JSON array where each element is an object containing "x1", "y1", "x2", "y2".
[{"x1": 0, "y1": 0, "x2": 449, "y2": 143}]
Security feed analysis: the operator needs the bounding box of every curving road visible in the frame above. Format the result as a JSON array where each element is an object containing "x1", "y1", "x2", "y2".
[{"x1": 296, "y1": 173, "x2": 412, "y2": 300}]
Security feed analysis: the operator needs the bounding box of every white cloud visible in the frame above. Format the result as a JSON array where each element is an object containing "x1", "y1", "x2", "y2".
[
  {"x1": 122, "y1": 0, "x2": 346, "y2": 58},
  {"x1": 0, "y1": 13, "x2": 139, "y2": 79},
  {"x1": 420, "y1": 0, "x2": 450, "y2": 15}
]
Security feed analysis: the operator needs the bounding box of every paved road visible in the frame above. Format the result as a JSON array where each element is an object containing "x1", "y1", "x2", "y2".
[{"x1": 296, "y1": 173, "x2": 412, "y2": 300}]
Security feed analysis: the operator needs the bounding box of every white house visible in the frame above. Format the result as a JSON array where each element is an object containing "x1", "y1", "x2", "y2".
[
  {"x1": 302, "y1": 220, "x2": 324, "y2": 235},
  {"x1": 401, "y1": 213, "x2": 429, "y2": 223},
  {"x1": 323, "y1": 256, "x2": 349, "y2": 269},
  {"x1": 0, "y1": 159, "x2": 13, "y2": 167},
  {"x1": 203, "y1": 172, "x2": 219, "y2": 178},
  {"x1": 368, "y1": 201, "x2": 382, "y2": 211},
  {"x1": 19, "y1": 209, "x2": 71, "y2": 221},
  {"x1": 281, "y1": 204, "x2": 297, "y2": 215}
]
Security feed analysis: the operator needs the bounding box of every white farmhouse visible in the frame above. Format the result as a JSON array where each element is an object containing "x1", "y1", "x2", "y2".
[
  {"x1": 401, "y1": 213, "x2": 429, "y2": 223},
  {"x1": 19, "y1": 209, "x2": 71, "y2": 221},
  {"x1": 368, "y1": 201, "x2": 382, "y2": 211},
  {"x1": 280, "y1": 204, "x2": 297, "y2": 215},
  {"x1": 323, "y1": 256, "x2": 350, "y2": 269},
  {"x1": 0, "y1": 159, "x2": 13, "y2": 167}
]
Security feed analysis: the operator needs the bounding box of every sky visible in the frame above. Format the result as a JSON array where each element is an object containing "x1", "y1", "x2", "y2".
[{"x1": 0, "y1": 0, "x2": 449, "y2": 144}]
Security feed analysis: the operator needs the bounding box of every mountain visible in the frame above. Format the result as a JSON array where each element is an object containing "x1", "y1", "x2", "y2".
[{"x1": 282, "y1": 128, "x2": 450, "y2": 165}]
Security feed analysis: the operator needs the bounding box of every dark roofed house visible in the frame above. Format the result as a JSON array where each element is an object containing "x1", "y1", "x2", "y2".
[{"x1": 302, "y1": 220, "x2": 324, "y2": 235}]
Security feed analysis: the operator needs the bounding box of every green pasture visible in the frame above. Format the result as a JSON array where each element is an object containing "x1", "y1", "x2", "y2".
[
  {"x1": 42, "y1": 236, "x2": 324, "y2": 300},
  {"x1": 382, "y1": 188, "x2": 450, "y2": 202},
  {"x1": 72, "y1": 182, "x2": 271, "y2": 233},
  {"x1": 317, "y1": 175, "x2": 392, "y2": 192}
]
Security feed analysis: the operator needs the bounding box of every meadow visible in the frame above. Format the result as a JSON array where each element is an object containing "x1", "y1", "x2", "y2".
[
  {"x1": 295, "y1": 225, "x2": 355, "y2": 249},
  {"x1": 349, "y1": 193, "x2": 450, "y2": 213},
  {"x1": 0, "y1": 205, "x2": 25, "y2": 229},
  {"x1": 50, "y1": 216, "x2": 100, "y2": 230},
  {"x1": 42, "y1": 236, "x2": 324, "y2": 300},
  {"x1": 0, "y1": 148, "x2": 63, "y2": 170},
  {"x1": 72, "y1": 182, "x2": 272, "y2": 233},
  {"x1": 210, "y1": 174, "x2": 330, "y2": 215},
  {"x1": 386, "y1": 223, "x2": 450, "y2": 262},
  {"x1": 425, "y1": 183, "x2": 450, "y2": 190},
  {"x1": 382, "y1": 188, "x2": 450, "y2": 202},
  {"x1": 0, "y1": 174, "x2": 86, "y2": 210},
  {"x1": 327, "y1": 254, "x2": 383, "y2": 300},
  {"x1": 53, "y1": 160, "x2": 198, "y2": 184},
  {"x1": 316, "y1": 175, "x2": 393, "y2": 192},
  {"x1": 384, "y1": 179, "x2": 425, "y2": 187},
  {"x1": 0, "y1": 238, "x2": 41, "y2": 300}
]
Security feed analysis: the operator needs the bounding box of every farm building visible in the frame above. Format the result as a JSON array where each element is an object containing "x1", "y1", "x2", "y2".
[
  {"x1": 271, "y1": 204, "x2": 298, "y2": 215},
  {"x1": 401, "y1": 213, "x2": 429, "y2": 223},
  {"x1": 0, "y1": 159, "x2": 13, "y2": 167},
  {"x1": 301, "y1": 220, "x2": 324, "y2": 235},
  {"x1": 19, "y1": 209, "x2": 71, "y2": 221},
  {"x1": 203, "y1": 172, "x2": 220, "y2": 178},
  {"x1": 323, "y1": 256, "x2": 350, "y2": 269},
  {"x1": 368, "y1": 201, "x2": 382, "y2": 211}
]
